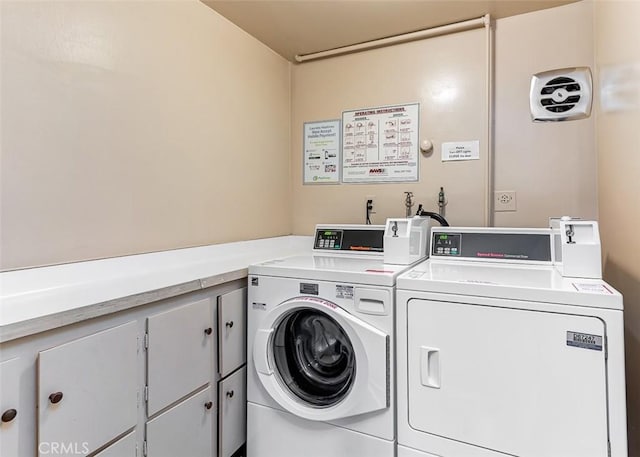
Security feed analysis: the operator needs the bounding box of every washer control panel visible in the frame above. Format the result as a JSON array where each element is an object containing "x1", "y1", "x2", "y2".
[
  {"x1": 313, "y1": 225, "x2": 384, "y2": 253},
  {"x1": 314, "y1": 229, "x2": 344, "y2": 250}
]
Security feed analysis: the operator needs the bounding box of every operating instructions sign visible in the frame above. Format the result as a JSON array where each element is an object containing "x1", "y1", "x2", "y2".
[{"x1": 342, "y1": 103, "x2": 419, "y2": 183}]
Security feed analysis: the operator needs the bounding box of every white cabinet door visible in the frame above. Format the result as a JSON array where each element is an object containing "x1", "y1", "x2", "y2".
[
  {"x1": 218, "y1": 288, "x2": 246, "y2": 378},
  {"x1": 1, "y1": 358, "x2": 21, "y2": 457},
  {"x1": 146, "y1": 387, "x2": 214, "y2": 457},
  {"x1": 218, "y1": 366, "x2": 246, "y2": 457},
  {"x1": 93, "y1": 431, "x2": 137, "y2": 457},
  {"x1": 147, "y1": 298, "x2": 213, "y2": 416},
  {"x1": 38, "y1": 321, "x2": 138, "y2": 456},
  {"x1": 407, "y1": 299, "x2": 608, "y2": 457}
]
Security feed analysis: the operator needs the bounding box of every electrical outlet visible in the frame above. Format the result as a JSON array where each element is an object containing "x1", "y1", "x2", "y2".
[
  {"x1": 365, "y1": 195, "x2": 376, "y2": 224},
  {"x1": 366, "y1": 195, "x2": 375, "y2": 212},
  {"x1": 494, "y1": 191, "x2": 517, "y2": 212}
]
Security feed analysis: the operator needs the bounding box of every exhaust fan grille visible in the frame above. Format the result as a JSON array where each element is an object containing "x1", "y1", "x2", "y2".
[{"x1": 530, "y1": 67, "x2": 592, "y2": 122}]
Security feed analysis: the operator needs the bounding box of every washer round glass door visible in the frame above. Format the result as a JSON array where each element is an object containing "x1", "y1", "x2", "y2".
[{"x1": 272, "y1": 307, "x2": 356, "y2": 407}]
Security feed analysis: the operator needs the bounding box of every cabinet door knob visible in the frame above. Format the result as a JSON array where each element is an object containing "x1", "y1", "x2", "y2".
[
  {"x1": 226, "y1": 390, "x2": 234, "y2": 398},
  {"x1": 49, "y1": 392, "x2": 64, "y2": 404},
  {"x1": 1, "y1": 408, "x2": 17, "y2": 423},
  {"x1": 225, "y1": 321, "x2": 234, "y2": 328},
  {"x1": 204, "y1": 327, "x2": 213, "y2": 335},
  {"x1": 204, "y1": 401, "x2": 213, "y2": 410}
]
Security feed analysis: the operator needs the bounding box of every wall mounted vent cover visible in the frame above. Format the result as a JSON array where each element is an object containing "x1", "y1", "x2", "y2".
[{"x1": 530, "y1": 67, "x2": 592, "y2": 122}]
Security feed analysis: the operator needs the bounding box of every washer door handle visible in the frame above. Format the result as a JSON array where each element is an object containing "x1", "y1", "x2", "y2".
[
  {"x1": 420, "y1": 346, "x2": 441, "y2": 389},
  {"x1": 253, "y1": 329, "x2": 274, "y2": 375}
]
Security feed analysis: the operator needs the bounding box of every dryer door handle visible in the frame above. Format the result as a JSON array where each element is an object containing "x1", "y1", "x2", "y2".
[
  {"x1": 420, "y1": 346, "x2": 441, "y2": 389},
  {"x1": 254, "y1": 329, "x2": 274, "y2": 375}
]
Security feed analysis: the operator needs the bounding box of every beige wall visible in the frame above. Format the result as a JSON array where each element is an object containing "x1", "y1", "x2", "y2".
[
  {"x1": 594, "y1": 0, "x2": 640, "y2": 453},
  {"x1": 291, "y1": 28, "x2": 489, "y2": 233},
  {"x1": 0, "y1": 0, "x2": 291, "y2": 270},
  {"x1": 291, "y1": 1, "x2": 597, "y2": 234},
  {"x1": 494, "y1": 1, "x2": 597, "y2": 227}
]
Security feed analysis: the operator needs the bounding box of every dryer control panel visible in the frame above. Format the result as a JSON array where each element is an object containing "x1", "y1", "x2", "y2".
[
  {"x1": 432, "y1": 233, "x2": 462, "y2": 256},
  {"x1": 313, "y1": 225, "x2": 384, "y2": 254},
  {"x1": 431, "y1": 228, "x2": 552, "y2": 263}
]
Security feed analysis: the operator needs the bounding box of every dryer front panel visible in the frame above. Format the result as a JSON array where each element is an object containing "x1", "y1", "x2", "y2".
[
  {"x1": 254, "y1": 296, "x2": 389, "y2": 421},
  {"x1": 406, "y1": 299, "x2": 608, "y2": 457}
]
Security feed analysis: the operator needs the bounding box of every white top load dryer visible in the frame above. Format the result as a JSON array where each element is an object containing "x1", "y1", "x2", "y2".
[
  {"x1": 247, "y1": 223, "x2": 429, "y2": 457},
  {"x1": 396, "y1": 223, "x2": 627, "y2": 457}
]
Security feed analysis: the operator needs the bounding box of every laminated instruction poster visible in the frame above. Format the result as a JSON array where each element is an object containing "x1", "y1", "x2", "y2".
[
  {"x1": 342, "y1": 103, "x2": 419, "y2": 183},
  {"x1": 303, "y1": 120, "x2": 341, "y2": 184}
]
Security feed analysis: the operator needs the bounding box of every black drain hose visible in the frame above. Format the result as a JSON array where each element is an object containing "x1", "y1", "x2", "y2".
[{"x1": 416, "y1": 205, "x2": 450, "y2": 226}]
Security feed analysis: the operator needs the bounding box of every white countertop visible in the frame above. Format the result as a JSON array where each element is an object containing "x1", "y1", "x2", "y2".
[{"x1": 0, "y1": 235, "x2": 312, "y2": 343}]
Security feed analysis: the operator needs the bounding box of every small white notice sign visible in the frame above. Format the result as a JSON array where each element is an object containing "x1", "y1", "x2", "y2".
[
  {"x1": 441, "y1": 140, "x2": 480, "y2": 162},
  {"x1": 572, "y1": 283, "x2": 614, "y2": 295},
  {"x1": 303, "y1": 119, "x2": 341, "y2": 184}
]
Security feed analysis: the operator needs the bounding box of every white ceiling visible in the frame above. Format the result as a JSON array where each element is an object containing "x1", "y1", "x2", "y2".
[{"x1": 202, "y1": 0, "x2": 579, "y2": 62}]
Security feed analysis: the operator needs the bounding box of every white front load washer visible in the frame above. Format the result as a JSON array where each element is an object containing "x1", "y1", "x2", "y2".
[
  {"x1": 396, "y1": 227, "x2": 628, "y2": 457},
  {"x1": 247, "y1": 224, "x2": 422, "y2": 457}
]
